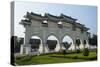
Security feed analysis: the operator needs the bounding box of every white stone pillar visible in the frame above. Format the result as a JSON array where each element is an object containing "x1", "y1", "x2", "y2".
[
  {"x1": 55, "y1": 41, "x2": 61, "y2": 52},
  {"x1": 42, "y1": 42, "x2": 46, "y2": 53},
  {"x1": 38, "y1": 37, "x2": 46, "y2": 54},
  {"x1": 45, "y1": 43, "x2": 49, "y2": 53},
  {"x1": 20, "y1": 44, "x2": 24, "y2": 54},
  {"x1": 41, "y1": 39, "x2": 50, "y2": 53},
  {"x1": 38, "y1": 43, "x2": 43, "y2": 54},
  {"x1": 24, "y1": 25, "x2": 31, "y2": 55},
  {"x1": 42, "y1": 27, "x2": 47, "y2": 54},
  {"x1": 57, "y1": 29, "x2": 62, "y2": 51},
  {"x1": 73, "y1": 38, "x2": 77, "y2": 51},
  {"x1": 38, "y1": 39, "x2": 47, "y2": 54},
  {"x1": 85, "y1": 40, "x2": 90, "y2": 49},
  {"x1": 79, "y1": 40, "x2": 84, "y2": 50},
  {"x1": 25, "y1": 44, "x2": 31, "y2": 54}
]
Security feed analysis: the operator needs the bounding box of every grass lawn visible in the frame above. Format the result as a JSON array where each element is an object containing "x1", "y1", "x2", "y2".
[{"x1": 15, "y1": 51, "x2": 97, "y2": 65}]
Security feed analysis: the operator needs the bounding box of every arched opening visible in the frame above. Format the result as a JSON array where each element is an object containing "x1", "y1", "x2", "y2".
[
  {"x1": 62, "y1": 35, "x2": 73, "y2": 50},
  {"x1": 75, "y1": 37, "x2": 82, "y2": 49},
  {"x1": 29, "y1": 36, "x2": 42, "y2": 52},
  {"x1": 46, "y1": 35, "x2": 59, "y2": 51},
  {"x1": 83, "y1": 40, "x2": 87, "y2": 46},
  {"x1": 83, "y1": 40, "x2": 90, "y2": 49}
]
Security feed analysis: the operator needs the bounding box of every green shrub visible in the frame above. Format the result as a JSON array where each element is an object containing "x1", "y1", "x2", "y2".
[
  {"x1": 16, "y1": 56, "x2": 23, "y2": 60},
  {"x1": 15, "y1": 55, "x2": 34, "y2": 65},
  {"x1": 18, "y1": 55, "x2": 33, "y2": 62},
  {"x1": 62, "y1": 50, "x2": 67, "y2": 56},
  {"x1": 83, "y1": 48, "x2": 89, "y2": 56},
  {"x1": 76, "y1": 49, "x2": 81, "y2": 53},
  {"x1": 73, "y1": 56, "x2": 78, "y2": 59}
]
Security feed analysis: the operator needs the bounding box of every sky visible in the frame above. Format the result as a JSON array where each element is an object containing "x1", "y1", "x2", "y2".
[{"x1": 14, "y1": 1, "x2": 97, "y2": 42}]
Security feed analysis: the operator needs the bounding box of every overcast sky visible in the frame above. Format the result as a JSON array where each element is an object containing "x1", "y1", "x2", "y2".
[{"x1": 14, "y1": 1, "x2": 97, "y2": 42}]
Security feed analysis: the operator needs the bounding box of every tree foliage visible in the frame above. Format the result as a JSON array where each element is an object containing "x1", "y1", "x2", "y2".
[
  {"x1": 62, "y1": 42, "x2": 71, "y2": 50},
  {"x1": 89, "y1": 34, "x2": 97, "y2": 46},
  {"x1": 75, "y1": 39, "x2": 81, "y2": 47},
  {"x1": 13, "y1": 36, "x2": 24, "y2": 53},
  {"x1": 83, "y1": 40, "x2": 86, "y2": 48},
  {"x1": 83, "y1": 48, "x2": 89, "y2": 56},
  {"x1": 62, "y1": 49, "x2": 66, "y2": 56},
  {"x1": 83, "y1": 40, "x2": 86, "y2": 45}
]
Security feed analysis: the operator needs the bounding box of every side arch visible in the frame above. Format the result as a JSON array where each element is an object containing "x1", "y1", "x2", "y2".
[
  {"x1": 61, "y1": 33, "x2": 74, "y2": 43},
  {"x1": 75, "y1": 36, "x2": 84, "y2": 49},
  {"x1": 27, "y1": 33, "x2": 44, "y2": 53},
  {"x1": 61, "y1": 34, "x2": 74, "y2": 50}
]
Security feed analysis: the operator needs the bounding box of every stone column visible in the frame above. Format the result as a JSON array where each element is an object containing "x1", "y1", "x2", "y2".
[
  {"x1": 39, "y1": 41, "x2": 48, "y2": 54},
  {"x1": 20, "y1": 44, "x2": 24, "y2": 54},
  {"x1": 42, "y1": 29, "x2": 46, "y2": 54},
  {"x1": 23, "y1": 25, "x2": 31, "y2": 55},
  {"x1": 38, "y1": 41, "x2": 43, "y2": 54},
  {"x1": 45, "y1": 43, "x2": 49, "y2": 53},
  {"x1": 42, "y1": 42, "x2": 46, "y2": 53},
  {"x1": 59, "y1": 28, "x2": 62, "y2": 51},
  {"x1": 20, "y1": 44, "x2": 30, "y2": 55},
  {"x1": 25, "y1": 44, "x2": 31, "y2": 54},
  {"x1": 73, "y1": 38, "x2": 77, "y2": 51},
  {"x1": 55, "y1": 40, "x2": 61, "y2": 52},
  {"x1": 42, "y1": 37, "x2": 50, "y2": 53},
  {"x1": 85, "y1": 39, "x2": 90, "y2": 49},
  {"x1": 59, "y1": 39, "x2": 62, "y2": 50}
]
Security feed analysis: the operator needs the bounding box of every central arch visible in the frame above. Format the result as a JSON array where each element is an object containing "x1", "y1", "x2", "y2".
[
  {"x1": 61, "y1": 35, "x2": 74, "y2": 50},
  {"x1": 46, "y1": 34, "x2": 60, "y2": 52}
]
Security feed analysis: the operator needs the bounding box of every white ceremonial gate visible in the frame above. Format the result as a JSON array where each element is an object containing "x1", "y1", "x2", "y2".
[{"x1": 20, "y1": 12, "x2": 90, "y2": 54}]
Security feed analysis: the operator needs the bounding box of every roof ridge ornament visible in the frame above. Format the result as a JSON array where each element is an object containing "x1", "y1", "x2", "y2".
[{"x1": 31, "y1": 12, "x2": 42, "y2": 17}]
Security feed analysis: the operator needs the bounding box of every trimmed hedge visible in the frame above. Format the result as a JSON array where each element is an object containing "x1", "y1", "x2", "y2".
[
  {"x1": 83, "y1": 48, "x2": 89, "y2": 56},
  {"x1": 76, "y1": 49, "x2": 81, "y2": 53}
]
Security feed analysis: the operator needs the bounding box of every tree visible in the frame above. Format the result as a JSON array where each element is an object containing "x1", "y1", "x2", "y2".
[
  {"x1": 75, "y1": 39, "x2": 81, "y2": 50},
  {"x1": 92, "y1": 34, "x2": 97, "y2": 46},
  {"x1": 61, "y1": 42, "x2": 72, "y2": 55},
  {"x1": 62, "y1": 49, "x2": 66, "y2": 56},
  {"x1": 14, "y1": 37, "x2": 24, "y2": 53},
  {"x1": 62, "y1": 42, "x2": 71, "y2": 51},
  {"x1": 83, "y1": 40, "x2": 86, "y2": 48},
  {"x1": 75, "y1": 39, "x2": 81, "y2": 53},
  {"x1": 89, "y1": 34, "x2": 97, "y2": 46}
]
